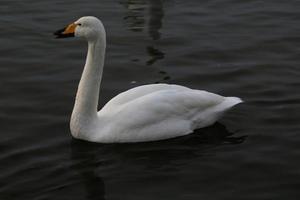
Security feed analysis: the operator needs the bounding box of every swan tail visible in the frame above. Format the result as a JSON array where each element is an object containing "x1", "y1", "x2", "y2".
[
  {"x1": 220, "y1": 96, "x2": 243, "y2": 111},
  {"x1": 191, "y1": 96, "x2": 242, "y2": 130},
  {"x1": 209, "y1": 96, "x2": 242, "y2": 115}
]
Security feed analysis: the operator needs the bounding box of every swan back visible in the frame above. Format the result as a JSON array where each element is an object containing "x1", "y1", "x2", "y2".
[{"x1": 94, "y1": 85, "x2": 242, "y2": 143}]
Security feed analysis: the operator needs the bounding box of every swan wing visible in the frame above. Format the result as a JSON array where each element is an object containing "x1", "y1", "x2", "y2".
[
  {"x1": 97, "y1": 88, "x2": 240, "y2": 142},
  {"x1": 100, "y1": 83, "x2": 188, "y2": 112}
]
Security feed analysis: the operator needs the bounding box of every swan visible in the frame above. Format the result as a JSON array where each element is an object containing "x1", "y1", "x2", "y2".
[{"x1": 54, "y1": 16, "x2": 242, "y2": 143}]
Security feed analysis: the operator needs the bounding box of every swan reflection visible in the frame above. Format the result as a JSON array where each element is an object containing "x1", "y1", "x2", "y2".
[
  {"x1": 69, "y1": 122, "x2": 245, "y2": 199},
  {"x1": 103, "y1": 123, "x2": 246, "y2": 168},
  {"x1": 71, "y1": 140, "x2": 105, "y2": 200}
]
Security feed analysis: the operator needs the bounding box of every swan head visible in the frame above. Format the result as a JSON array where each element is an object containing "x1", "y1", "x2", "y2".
[{"x1": 54, "y1": 16, "x2": 105, "y2": 42}]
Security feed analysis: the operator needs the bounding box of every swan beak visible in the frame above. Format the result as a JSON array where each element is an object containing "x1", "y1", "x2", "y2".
[{"x1": 54, "y1": 23, "x2": 77, "y2": 38}]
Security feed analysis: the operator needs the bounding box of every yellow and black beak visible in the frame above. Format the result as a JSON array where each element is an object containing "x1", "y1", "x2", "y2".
[{"x1": 54, "y1": 23, "x2": 77, "y2": 38}]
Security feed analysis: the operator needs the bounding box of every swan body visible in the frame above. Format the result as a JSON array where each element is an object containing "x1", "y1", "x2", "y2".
[{"x1": 55, "y1": 16, "x2": 242, "y2": 143}]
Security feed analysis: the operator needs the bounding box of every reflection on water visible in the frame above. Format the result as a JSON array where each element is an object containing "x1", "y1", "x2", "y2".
[
  {"x1": 147, "y1": 0, "x2": 164, "y2": 40},
  {"x1": 122, "y1": 0, "x2": 147, "y2": 32},
  {"x1": 146, "y1": 46, "x2": 164, "y2": 65},
  {"x1": 191, "y1": 123, "x2": 247, "y2": 145},
  {"x1": 0, "y1": 0, "x2": 299, "y2": 199},
  {"x1": 121, "y1": 0, "x2": 169, "y2": 82},
  {"x1": 155, "y1": 70, "x2": 170, "y2": 83},
  {"x1": 122, "y1": 0, "x2": 164, "y2": 38},
  {"x1": 73, "y1": 123, "x2": 246, "y2": 171},
  {"x1": 71, "y1": 140, "x2": 105, "y2": 200},
  {"x1": 69, "y1": 123, "x2": 245, "y2": 200}
]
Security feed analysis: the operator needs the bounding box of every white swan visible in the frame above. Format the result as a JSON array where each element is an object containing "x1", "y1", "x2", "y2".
[{"x1": 54, "y1": 16, "x2": 242, "y2": 143}]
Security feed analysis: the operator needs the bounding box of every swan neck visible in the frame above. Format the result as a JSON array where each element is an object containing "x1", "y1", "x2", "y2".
[{"x1": 72, "y1": 37, "x2": 106, "y2": 123}]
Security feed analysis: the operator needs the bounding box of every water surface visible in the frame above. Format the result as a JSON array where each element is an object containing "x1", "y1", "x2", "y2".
[{"x1": 0, "y1": 0, "x2": 300, "y2": 199}]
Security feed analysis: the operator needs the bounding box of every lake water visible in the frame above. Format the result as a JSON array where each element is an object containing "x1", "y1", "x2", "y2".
[{"x1": 0, "y1": 0, "x2": 300, "y2": 199}]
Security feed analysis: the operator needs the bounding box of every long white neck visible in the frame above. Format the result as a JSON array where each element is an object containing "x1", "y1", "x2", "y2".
[{"x1": 70, "y1": 36, "x2": 106, "y2": 138}]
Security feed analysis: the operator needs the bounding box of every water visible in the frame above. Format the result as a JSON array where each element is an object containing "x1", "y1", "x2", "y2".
[{"x1": 1, "y1": 0, "x2": 300, "y2": 199}]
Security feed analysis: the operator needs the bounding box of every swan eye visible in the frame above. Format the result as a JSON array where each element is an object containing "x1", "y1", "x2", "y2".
[{"x1": 78, "y1": 23, "x2": 82, "y2": 26}]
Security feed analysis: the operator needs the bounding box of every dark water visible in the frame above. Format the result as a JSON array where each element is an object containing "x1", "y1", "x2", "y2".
[{"x1": 1, "y1": 0, "x2": 300, "y2": 199}]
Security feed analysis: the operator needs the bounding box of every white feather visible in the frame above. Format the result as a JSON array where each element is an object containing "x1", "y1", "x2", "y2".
[{"x1": 64, "y1": 16, "x2": 242, "y2": 143}]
